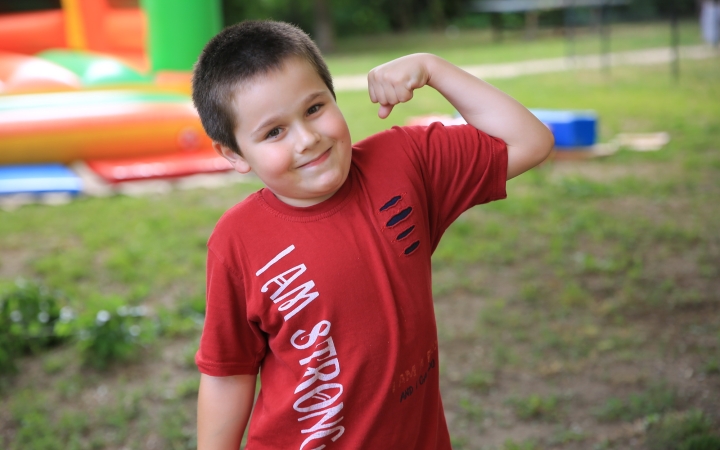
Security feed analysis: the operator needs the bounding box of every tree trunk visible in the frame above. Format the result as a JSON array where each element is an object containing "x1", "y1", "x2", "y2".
[
  {"x1": 314, "y1": 0, "x2": 335, "y2": 53},
  {"x1": 525, "y1": 10, "x2": 539, "y2": 40},
  {"x1": 388, "y1": 0, "x2": 413, "y2": 32},
  {"x1": 429, "y1": 0, "x2": 446, "y2": 29}
]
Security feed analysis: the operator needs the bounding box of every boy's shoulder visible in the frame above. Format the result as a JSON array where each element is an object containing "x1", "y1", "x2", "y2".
[
  {"x1": 353, "y1": 123, "x2": 492, "y2": 172},
  {"x1": 350, "y1": 125, "x2": 423, "y2": 166},
  {"x1": 354, "y1": 123, "x2": 484, "y2": 152},
  {"x1": 210, "y1": 190, "x2": 265, "y2": 241},
  {"x1": 353, "y1": 124, "x2": 417, "y2": 149}
]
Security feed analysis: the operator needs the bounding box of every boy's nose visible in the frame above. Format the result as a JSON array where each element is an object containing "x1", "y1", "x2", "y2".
[{"x1": 294, "y1": 123, "x2": 320, "y2": 153}]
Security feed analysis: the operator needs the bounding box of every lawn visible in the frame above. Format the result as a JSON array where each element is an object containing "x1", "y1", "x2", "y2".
[{"x1": 1, "y1": 24, "x2": 719, "y2": 449}]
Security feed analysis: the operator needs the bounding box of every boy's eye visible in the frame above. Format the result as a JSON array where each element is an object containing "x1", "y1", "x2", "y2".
[
  {"x1": 307, "y1": 104, "x2": 322, "y2": 115},
  {"x1": 266, "y1": 128, "x2": 281, "y2": 139}
]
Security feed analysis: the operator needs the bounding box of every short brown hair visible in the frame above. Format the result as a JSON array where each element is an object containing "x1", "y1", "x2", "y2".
[{"x1": 192, "y1": 20, "x2": 335, "y2": 154}]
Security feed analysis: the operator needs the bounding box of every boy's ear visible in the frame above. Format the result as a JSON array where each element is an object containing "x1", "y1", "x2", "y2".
[{"x1": 213, "y1": 141, "x2": 251, "y2": 174}]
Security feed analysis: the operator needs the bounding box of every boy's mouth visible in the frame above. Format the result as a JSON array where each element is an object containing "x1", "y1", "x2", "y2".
[{"x1": 297, "y1": 148, "x2": 331, "y2": 168}]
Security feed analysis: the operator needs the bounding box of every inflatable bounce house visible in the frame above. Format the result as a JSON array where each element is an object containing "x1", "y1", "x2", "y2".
[{"x1": 0, "y1": 0, "x2": 233, "y2": 199}]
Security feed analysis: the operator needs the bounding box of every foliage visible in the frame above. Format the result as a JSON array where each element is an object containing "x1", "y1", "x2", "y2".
[
  {"x1": 1, "y1": 30, "x2": 719, "y2": 447},
  {"x1": 458, "y1": 397, "x2": 485, "y2": 421},
  {"x1": 502, "y1": 439, "x2": 538, "y2": 450},
  {"x1": 74, "y1": 303, "x2": 156, "y2": 370},
  {"x1": 703, "y1": 358, "x2": 720, "y2": 375},
  {"x1": 463, "y1": 369, "x2": 495, "y2": 391},
  {"x1": 0, "y1": 280, "x2": 194, "y2": 373},
  {"x1": 221, "y1": 0, "x2": 700, "y2": 40},
  {"x1": 646, "y1": 410, "x2": 720, "y2": 450},
  {"x1": 595, "y1": 384, "x2": 677, "y2": 422},
  {"x1": 0, "y1": 0, "x2": 61, "y2": 14},
  {"x1": 507, "y1": 394, "x2": 563, "y2": 421},
  {"x1": 0, "y1": 280, "x2": 65, "y2": 374},
  {"x1": 222, "y1": 0, "x2": 466, "y2": 37}
]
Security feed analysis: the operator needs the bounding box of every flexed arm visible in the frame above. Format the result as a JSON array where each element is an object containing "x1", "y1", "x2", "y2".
[{"x1": 367, "y1": 53, "x2": 554, "y2": 179}]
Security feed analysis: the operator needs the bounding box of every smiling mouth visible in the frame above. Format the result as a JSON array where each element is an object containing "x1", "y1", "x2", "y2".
[{"x1": 297, "y1": 148, "x2": 331, "y2": 168}]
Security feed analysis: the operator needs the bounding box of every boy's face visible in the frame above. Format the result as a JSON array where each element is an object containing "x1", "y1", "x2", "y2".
[{"x1": 214, "y1": 57, "x2": 352, "y2": 207}]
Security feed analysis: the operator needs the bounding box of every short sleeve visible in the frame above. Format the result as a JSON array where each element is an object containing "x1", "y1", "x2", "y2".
[
  {"x1": 399, "y1": 123, "x2": 508, "y2": 242},
  {"x1": 195, "y1": 248, "x2": 267, "y2": 376}
]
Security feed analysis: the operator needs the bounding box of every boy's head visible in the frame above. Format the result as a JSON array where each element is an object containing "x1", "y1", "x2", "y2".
[
  {"x1": 192, "y1": 20, "x2": 335, "y2": 154},
  {"x1": 193, "y1": 20, "x2": 352, "y2": 208}
]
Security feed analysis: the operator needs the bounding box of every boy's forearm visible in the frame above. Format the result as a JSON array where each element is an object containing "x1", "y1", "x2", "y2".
[
  {"x1": 421, "y1": 54, "x2": 554, "y2": 179},
  {"x1": 197, "y1": 373, "x2": 257, "y2": 450},
  {"x1": 368, "y1": 53, "x2": 554, "y2": 179}
]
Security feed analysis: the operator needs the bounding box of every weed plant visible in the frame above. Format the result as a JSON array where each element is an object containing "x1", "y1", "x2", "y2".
[
  {"x1": 507, "y1": 394, "x2": 563, "y2": 422},
  {"x1": 0, "y1": 280, "x2": 65, "y2": 374},
  {"x1": 502, "y1": 438, "x2": 538, "y2": 450},
  {"x1": 595, "y1": 384, "x2": 677, "y2": 422},
  {"x1": 74, "y1": 304, "x2": 155, "y2": 370},
  {"x1": 0, "y1": 36, "x2": 719, "y2": 448},
  {"x1": 0, "y1": 278, "x2": 203, "y2": 373},
  {"x1": 646, "y1": 410, "x2": 720, "y2": 450}
]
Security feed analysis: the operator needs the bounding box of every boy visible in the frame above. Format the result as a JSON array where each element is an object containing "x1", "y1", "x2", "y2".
[{"x1": 193, "y1": 21, "x2": 553, "y2": 449}]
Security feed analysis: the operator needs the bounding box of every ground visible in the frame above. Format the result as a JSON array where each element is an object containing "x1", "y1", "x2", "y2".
[
  {"x1": 1, "y1": 41, "x2": 719, "y2": 449},
  {"x1": 2, "y1": 149, "x2": 718, "y2": 449}
]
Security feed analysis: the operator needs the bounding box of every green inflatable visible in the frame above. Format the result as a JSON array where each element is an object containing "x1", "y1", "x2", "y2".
[
  {"x1": 141, "y1": 0, "x2": 222, "y2": 72},
  {"x1": 38, "y1": 50, "x2": 151, "y2": 86}
]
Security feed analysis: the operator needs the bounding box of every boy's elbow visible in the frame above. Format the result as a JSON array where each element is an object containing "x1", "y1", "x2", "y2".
[
  {"x1": 528, "y1": 127, "x2": 554, "y2": 167},
  {"x1": 540, "y1": 127, "x2": 554, "y2": 161},
  {"x1": 506, "y1": 128, "x2": 554, "y2": 179}
]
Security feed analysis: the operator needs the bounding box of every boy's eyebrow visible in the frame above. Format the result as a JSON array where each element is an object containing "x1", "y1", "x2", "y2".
[{"x1": 251, "y1": 90, "x2": 328, "y2": 137}]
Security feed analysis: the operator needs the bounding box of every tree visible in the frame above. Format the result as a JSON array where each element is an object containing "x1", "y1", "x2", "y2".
[{"x1": 314, "y1": 0, "x2": 335, "y2": 53}]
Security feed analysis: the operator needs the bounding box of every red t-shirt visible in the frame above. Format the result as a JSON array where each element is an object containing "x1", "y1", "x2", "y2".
[{"x1": 197, "y1": 124, "x2": 507, "y2": 449}]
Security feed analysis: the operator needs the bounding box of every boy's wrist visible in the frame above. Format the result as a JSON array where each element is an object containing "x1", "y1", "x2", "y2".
[{"x1": 423, "y1": 54, "x2": 459, "y2": 95}]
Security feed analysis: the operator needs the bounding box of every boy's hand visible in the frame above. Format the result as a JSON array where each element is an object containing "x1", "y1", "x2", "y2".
[
  {"x1": 368, "y1": 54, "x2": 432, "y2": 119},
  {"x1": 368, "y1": 53, "x2": 554, "y2": 179}
]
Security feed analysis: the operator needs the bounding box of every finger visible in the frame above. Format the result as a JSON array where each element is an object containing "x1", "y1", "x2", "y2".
[
  {"x1": 374, "y1": 84, "x2": 389, "y2": 109},
  {"x1": 368, "y1": 82, "x2": 378, "y2": 104},
  {"x1": 380, "y1": 83, "x2": 399, "y2": 109},
  {"x1": 367, "y1": 71, "x2": 379, "y2": 103},
  {"x1": 378, "y1": 104, "x2": 394, "y2": 119},
  {"x1": 395, "y1": 86, "x2": 414, "y2": 104}
]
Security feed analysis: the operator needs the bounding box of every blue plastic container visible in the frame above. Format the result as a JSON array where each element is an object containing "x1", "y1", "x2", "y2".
[
  {"x1": 0, "y1": 164, "x2": 83, "y2": 195},
  {"x1": 529, "y1": 109, "x2": 597, "y2": 149}
]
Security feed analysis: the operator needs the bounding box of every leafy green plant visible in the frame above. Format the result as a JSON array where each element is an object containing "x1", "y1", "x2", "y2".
[
  {"x1": 703, "y1": 358, "x2": 720, "y2": 375},
  {"x1": 507, "y1": 394, "x2": 562, "y2": 421},
  {"x1": 458, "y1": 397, "x2": 485, "y2": 421},
  {"x1": 157, "y1": 296, "x2": 205, "y2": 337},
  {"x1": 679, "y1": 435, "x2": 720, "y2": 450},
  {"x1": 550, "y1": 426, "x2": 586, "y2": 445},
  {"x1": 0, "y1": 279, "x2": 66, "y2": 374},
  {"x1": 463, "y1": 369, "x2": 495, "y2": 392},
  {"x1": 159, "y1": 403, "x2": 197, "y2": 449},
  {"x1": 74, "y1": 304, "x2": 156, "y2": 370},
  {"x1": 502, "y1": 438, "x2": 538, "y2": 450},
  {"x1": 646, "y1": 410, "x2": 720, "y2": 450},
  {"x1": 42, "y1": 352, "x2": 69, "y2": 375},
  {"x1": 450, "y1": 435, "x2": 467, "y2": 449},
  {"x1": 176, "y1": 375, "x2": 201, "y2": 399},
  {"x1": 594, "y1": 384, "x2": 676, "y2": 422}
]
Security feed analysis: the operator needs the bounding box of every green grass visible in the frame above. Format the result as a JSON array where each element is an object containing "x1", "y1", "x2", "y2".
[
  {"x1": 595, "y1": 384, "x2": 678, "y2": 422},
  {"x1": 507, "y1": 394, "x2": 564, "y2": 421},
  {"x1": 0, "y1": 183, "x2": 262, "y2": 305},
  {"x1": 1, "y1": 29, "x2": 719, "y2": 448},
  {"x1": 646, "y1": 410, "x2": 720, "y2": 450}
]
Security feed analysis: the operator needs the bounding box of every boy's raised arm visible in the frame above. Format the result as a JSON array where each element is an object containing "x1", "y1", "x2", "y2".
[
  {"x1": 197, "y1": 373, "x2": 256, "y2": 450},
  {"x1": 367, "y1": 53, "x2": 554, "y2": 179}
]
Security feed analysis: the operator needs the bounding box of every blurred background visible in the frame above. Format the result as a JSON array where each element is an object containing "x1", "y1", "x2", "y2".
[{"x1": 0, "y1": 0, "x2": 718, "y2": 449}]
